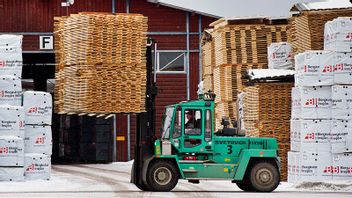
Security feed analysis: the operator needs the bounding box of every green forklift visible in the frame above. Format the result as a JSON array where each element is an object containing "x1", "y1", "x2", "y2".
[{"x1": 131, "y1": 40, "x2": 280, "y2": 192}]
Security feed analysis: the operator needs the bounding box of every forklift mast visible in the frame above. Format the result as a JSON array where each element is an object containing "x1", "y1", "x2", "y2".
[{"x1": 133, "y1": 38, "x2": 157, "y2": 189}]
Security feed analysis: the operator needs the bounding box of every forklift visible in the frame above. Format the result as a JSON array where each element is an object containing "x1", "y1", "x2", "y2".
[{"x1": 131, "y1": 39, "x2": 280, "y2": 192}]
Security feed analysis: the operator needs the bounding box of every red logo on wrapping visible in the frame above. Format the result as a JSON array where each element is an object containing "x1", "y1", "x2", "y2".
[
  {"x1": 322, "y1": 65, "x2": 333, "y2": 73},
  {"x1": 305, "y1": 133, "x2": 315, "y2": 140},
  {"x1": 305, "y1": 98, "x2": 318, "y2": 106},
  {"x1": 35, "y1": 137, "x2": 45, "y2": 144},
  {"x1": 28, "y1": 107, "x2": 38, "y2": 113},
  {"x1": 348, "y1": 167, "x2": 352, "y2": 174},
  {"x1": 0, "y1": 147, "x2": 8, "y2": 154},
  {"x1": 0, "y1": 60, "x2": 5, "y2": 67},
  {"x1": 346, "y1": 32, "x2": 352, "y2": 40},
  {"x1": 0, "y1": 91, "x2": 5, "y2": 97},
  {"x1": 323, "y1": 166, "x2": 332, "y2": 173},
  {"x1": 26, "y1": 164, "x2": 35, "y2": 172},
  {"x1": 334, "y1": 64, "x2": 344, "y2": 71},
  {"x1": 333, "y1": 166, "x2": 340, "y2": 174}
]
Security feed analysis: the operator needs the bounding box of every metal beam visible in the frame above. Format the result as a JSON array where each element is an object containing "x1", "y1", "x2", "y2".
[
  {"x1": 126, "y1": 0, "x2": 130, "y2": 13},
  {"x1": 112, "y1": 0, "x2": 116, "y2": 13},
  {"x1": 148, "y1": 32, "x2": 199, "y2": 35},
  {"x1": 198, "y1": 15, "x2": 202, "y2": 83},
  {"x1": 186, "y1": 12, "x2": 190, "y2": 100}
]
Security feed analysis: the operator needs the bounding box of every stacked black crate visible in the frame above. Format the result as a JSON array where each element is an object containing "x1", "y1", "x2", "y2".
[
  {"x1": 58, "y1": 115, "x2": 80, "y2": 162},
  {"x1": 79, "y1": 116, "x2": 112, "y2": 162}
]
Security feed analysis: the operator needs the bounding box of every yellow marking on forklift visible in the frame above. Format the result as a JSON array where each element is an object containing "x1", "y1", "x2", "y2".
[
  {"x1": 224, "y1": 158, "x2": 231, "y2": 162},
  {"x1": 223, "y1": 168, "x2": 229, "y2": 173},
  {"x1": 116, "y1": 136, "x2": 125, "y2": 141}
]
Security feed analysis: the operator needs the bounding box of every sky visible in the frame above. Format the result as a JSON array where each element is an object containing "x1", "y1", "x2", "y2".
[{"x1": 148, "y1": 0, "x2": 352, "y2": 18}]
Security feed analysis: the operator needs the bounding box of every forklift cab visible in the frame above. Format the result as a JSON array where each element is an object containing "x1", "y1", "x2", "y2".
[{"x1": 160, "y1": 98, "x2": 214, "y2": 155}]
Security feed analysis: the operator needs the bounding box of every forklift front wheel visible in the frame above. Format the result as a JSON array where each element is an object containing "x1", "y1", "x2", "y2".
[
  {"x1": 249, "y1": 161, "x2": 280, "y2": 192},
  {"x1": 146, "y1": 160, "x2": 179, "y2": 192}
]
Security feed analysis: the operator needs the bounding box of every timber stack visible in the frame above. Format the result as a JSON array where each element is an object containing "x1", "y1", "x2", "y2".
[{"x1": 54, "y1": 12, "x2": 148, "y2": 114}]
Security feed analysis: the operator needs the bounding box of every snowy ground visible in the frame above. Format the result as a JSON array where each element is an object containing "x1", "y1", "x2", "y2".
[{"x1": 0, "y1": 161, "x2": 351, "y2": 198}]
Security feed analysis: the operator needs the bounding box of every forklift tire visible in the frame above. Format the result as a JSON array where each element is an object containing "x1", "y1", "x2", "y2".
[
  {"x1": 131, "y1": 161, "x2": 151, "y2": 191},
  {"x1": 236, "y1": 180, "x2": 254, "y2": 192},
  {"x1": 146, "y1": 160, "x2": 179, "y2": 192},
  {"x1": 249, "y1": 161, "x2": 280, "y2": 192}
]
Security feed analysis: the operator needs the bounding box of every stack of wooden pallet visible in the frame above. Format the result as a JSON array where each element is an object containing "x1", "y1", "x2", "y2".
[
  {"x1": 54, "y1": 13, "x2": 148, "y2": 114},
  {"x1": 288, "y1": 8, "x2": 352, "y2": 53},
  {"x1": 242, "y1": 82, "x2": 293, "y2": 180},
  {"x1": 203, "y1": 18, "x2": 289, "y2": 130}
]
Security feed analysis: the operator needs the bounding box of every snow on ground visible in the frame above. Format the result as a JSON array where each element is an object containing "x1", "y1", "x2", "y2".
[{"x1": 0, "y1": 161, "x2": 351, "y2": 194}]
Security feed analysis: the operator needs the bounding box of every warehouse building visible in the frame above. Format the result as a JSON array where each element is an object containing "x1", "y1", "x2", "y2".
[{"x1": 0, "y1": 0, "x2": 218, "y2": 162}]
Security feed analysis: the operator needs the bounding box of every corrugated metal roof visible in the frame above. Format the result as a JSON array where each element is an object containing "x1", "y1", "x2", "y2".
[
  {"x1": 290, "y1": 0, "x2": 352, "y2": 12},
  {"x1": 147, "y1": 0, "x2": 347, "y2": 18}
]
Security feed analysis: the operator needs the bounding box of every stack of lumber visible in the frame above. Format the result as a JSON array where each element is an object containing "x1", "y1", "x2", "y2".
[
  {"x1": 54, "y1": 13, "x2": 148, "y2": 114},
  {"x1": 241, "y1": 82, "x2": 293, "y2": 181},
  {"x1": 201, "y1": 29, "x2": 215, "y2": 92},
  {"x1": 288, "y1": 8, "x2": 352, "y2": 53},
  {"x1": 202, "y1": 18, "x2": 289, "y2": 129}
]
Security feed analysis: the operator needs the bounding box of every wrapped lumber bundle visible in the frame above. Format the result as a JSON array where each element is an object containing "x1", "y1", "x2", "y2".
[
  {"x1": 54, "y1": 13, "x2": 148, "y2": 114},
  {"x1": 241, "y1": 82, "x2": 293, "y2": 181},
  {"x1": 288, "y1": 8, "x2": 352, "y2": 54}
]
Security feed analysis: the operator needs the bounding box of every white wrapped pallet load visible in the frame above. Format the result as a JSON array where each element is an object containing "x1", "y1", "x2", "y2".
[
  {"x1": 333, "y1": 53, "x2": 352, "y2": 84},
  {"x1": 24, "y1": 153, "x2": 50, "y2": 180},
  {"x1": 0, "y1": 35, "x2": 23, "y2": 78},
  {"x1": 268, "y1": 42, "x2": 293, "y2": 69},
  {"x1": 297, "y1": 151, "x2": 333, "y2": 182},
  {"x1": 0, "y1": 167, "x2": 24, "y2": 181},
  {"x1": 0, "y1": 105, "x2": 24, "y2": 138},
  {"x1": 332, "y1": 85, "x2": 352, "y2": 119},
  {"x1": 24, "y1": 125, "x2": 52, "y2": 155},
  {"x1": 291, "y1": 86, "x2": 332, "y2": 119},
  {"x1": 294, "y1": 51, "x2": 334, "y2": 86},
  {"x1": 332, "y1": 153, "x2": 352, "y2": 180},
  {"x1": 0, "y1": 136, "x2": 24, "y2": 166},
  {"x1": 0, "y1": 75, "x2": 22, "y2": 106},
  {"x1": 23, "y1": 91, "x2": 52, "y2": 125},
  {"x1": 290, "y1": 119, "x2": 331, "y2": 152},
  {"x1": 288, "y1": 151, "x2": 298, "y2": 183},
  {"x1": 324, "y1": 17, "x2": 352, "y2": 52},
  {"x1": 331, "y1": 119, "x2": 352, "y2": 153}
]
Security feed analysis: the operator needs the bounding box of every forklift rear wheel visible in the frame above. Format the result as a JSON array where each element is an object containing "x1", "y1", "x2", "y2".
[
  {"x1": 146, "y1": 160, "x2": 179, "y2": 192},
  {"x1": 249, "y1": 161, "x2": 280, "y2": 192}
]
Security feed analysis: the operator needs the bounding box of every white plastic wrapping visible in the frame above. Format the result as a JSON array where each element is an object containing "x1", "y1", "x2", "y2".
[
  {"x1": 295, "y1": 151, "x2": 333, "y2": 182},
  {"x1": 333, "y1": 53, "x2": 352, "y2": 84},
  {"x1": 0, "y1": 136, "x2": 24, "y2": 166},
  {"x1": 332, "y1": 85, "x2": 352, "y2": 119},
  {"x1": 331, "y1": 119, "x2": 352, "y2": 153},
  {"x1": 294, "y1": 51, "x2": 335, "y2": 86},
  {"x1": 288, "y1": 151, "x2": 297, "y2": 183},
  {"x1": 0, "y1": 105, "x2": 24, "y2": 138},
  {"x1": 268, "y1": 42, "x2": 294, "y2": 70},
  {"x1": 24, "y1": 153, "x2": 51, "y2": 181},
  {"x1": 324, "y1": 17, "x2": 352, "y2": 52},
  {"x1": 332, "y1": 153, "x2": 352, "y2": 180},
  {"x1": 0, "y1": 35, "x2": 23, "y2": 78},
  {"x1": 0, "y1": 75, "x2": 22, "y2": 106},
  {"x1": 0, "y1": 167, "x2": 24, "y2": 181},
  {"x1": 23, "y1": 91, "x2": 52, "y2": 125},
  {"x1": 291, "y1": 86, "x2": 332, "y2": 119},
  {"x1": 290, "y1": 119, "x2": 331, "y2": 152},
  {"x1": 24, "y1": 125, "x2": 52, "y2": 155}
]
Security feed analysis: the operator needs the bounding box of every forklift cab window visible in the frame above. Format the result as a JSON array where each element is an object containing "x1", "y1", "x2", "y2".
[
  {"x1": 204, "y1": 110, "x2": 212, "y2": 142},
  {"x1": 161, "y1": 107, "x2": 174, "y2": 140},
  {"x1": 172, "y1": 109, "x2": 182, "y2": 138},
  {"x1": 184, "y1": 109, "x2": 201, "y2": 135}
]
